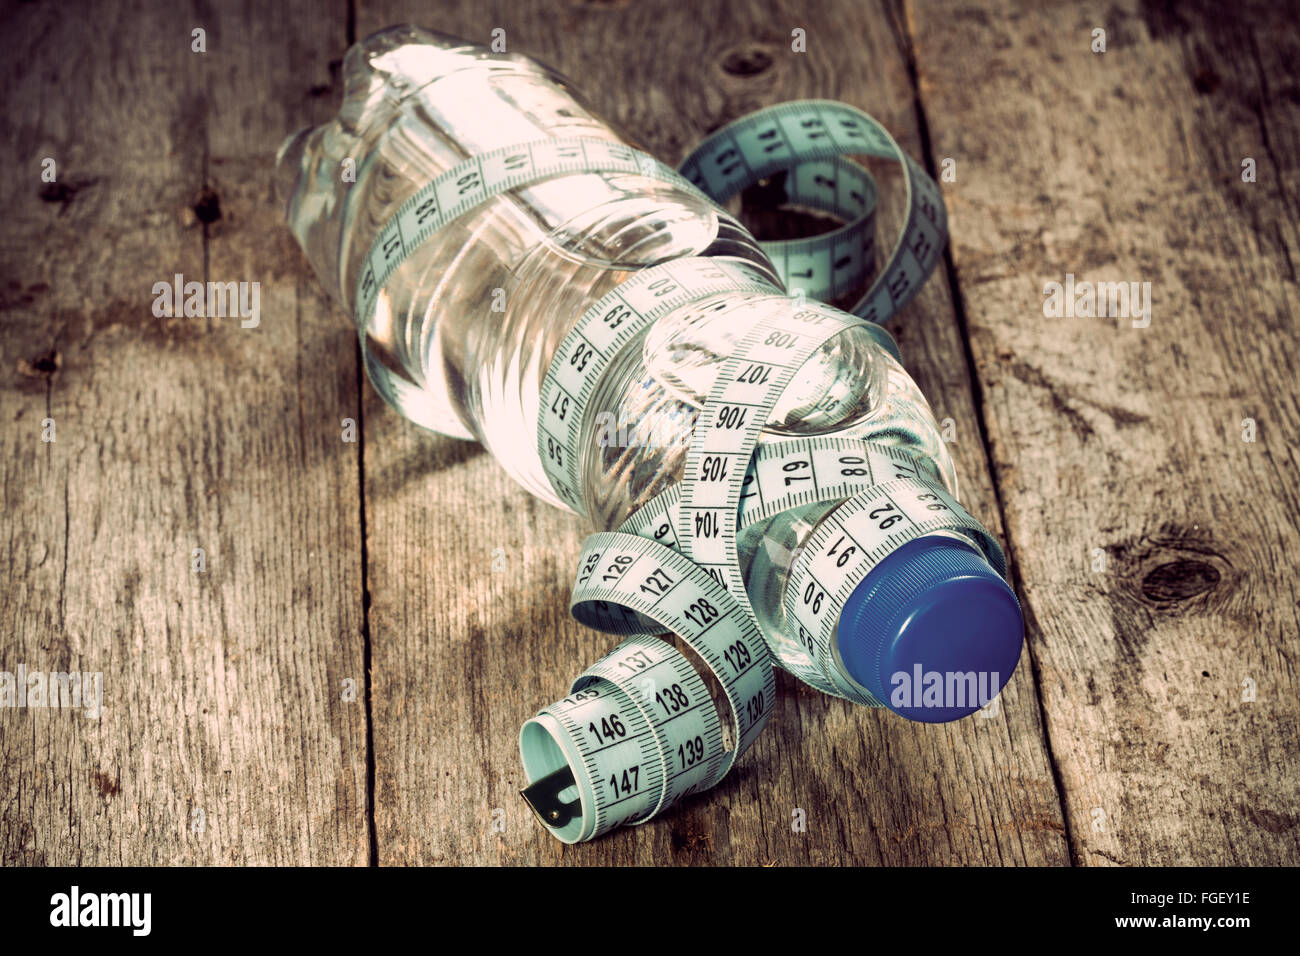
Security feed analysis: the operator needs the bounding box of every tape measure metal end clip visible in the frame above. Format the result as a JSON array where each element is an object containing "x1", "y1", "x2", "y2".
[{"x1": 520, "y1": 765, "x2": 581, "y2": 829}]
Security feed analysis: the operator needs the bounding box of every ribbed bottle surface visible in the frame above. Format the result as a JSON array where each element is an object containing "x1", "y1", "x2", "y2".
[{"x1": 277, "y1": 24, "x2": 960, "y2": 687}]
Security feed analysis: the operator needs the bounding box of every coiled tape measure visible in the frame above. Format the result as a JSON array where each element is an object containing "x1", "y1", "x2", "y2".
[{"x1": 352, "y1": 100, "x2": 1007, "y2": 842}]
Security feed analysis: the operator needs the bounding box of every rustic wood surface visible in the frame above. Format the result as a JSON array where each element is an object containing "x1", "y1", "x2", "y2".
[
  {"x1": 0, "y1": 0, "x2": 1294, "y2": 866},
  {"x1": 909, "y1": 0, "x2": 1300, "y2": 866}
]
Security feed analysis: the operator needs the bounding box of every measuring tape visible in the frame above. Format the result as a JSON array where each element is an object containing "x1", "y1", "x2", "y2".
[
  {"x1": 350, "y1": 100, "x2": 943, "y2": 425},
  {"x1": 349, "y1": 99, "x2": 1001, "y2": 842},
  {"x1": 675, "y1": 100, "x2": 947, "y2": 320}
]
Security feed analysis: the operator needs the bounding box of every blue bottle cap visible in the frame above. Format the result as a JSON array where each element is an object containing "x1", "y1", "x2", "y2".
[{"x1": 835, "y1": 535, "x2": 1023, "y2": 722}]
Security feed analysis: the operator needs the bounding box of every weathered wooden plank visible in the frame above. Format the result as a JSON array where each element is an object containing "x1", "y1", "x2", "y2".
[
  {"x1": 0, "y1": 0, "x2": 367, "y2": 864},
  {"x1": 357, "y1": 0, "x2": 1068, "y2": 864},
  {"x1": 907, "y1": 0, "x2": 1300, "y2": 864}
]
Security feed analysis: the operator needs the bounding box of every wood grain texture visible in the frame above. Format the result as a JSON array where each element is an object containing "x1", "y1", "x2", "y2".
[
  {"x1": 6, "y1": 0, "x2": 1291, "y2": 868},
  {"x1": 0, "y1": 0, "x2": 369, "y2": 864},
  {"x1": 356, "y1": 0, "x2": 1067, "y2": 865},
  {"x1": 906, "y1": 0, "x2": 1300, "y2": 864}
]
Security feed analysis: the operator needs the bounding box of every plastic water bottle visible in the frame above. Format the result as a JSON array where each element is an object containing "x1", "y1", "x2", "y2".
[{"x1": 276, "y1": 25, "x2": 1023, "y2": 721}]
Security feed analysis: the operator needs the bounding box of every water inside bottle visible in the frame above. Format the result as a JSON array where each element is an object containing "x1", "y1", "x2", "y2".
[{"x1": 276, "y1": 24, "x2": 958, "y2": 685}]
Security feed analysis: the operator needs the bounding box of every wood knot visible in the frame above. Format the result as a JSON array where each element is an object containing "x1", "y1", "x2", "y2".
[
  {"x1": 192, "y1": 185, "x2": 222, "y2": 225},
  {"x1": 17, "y1": 347, "x2": 62, "y2": 380},
  {"x1": 670, "y1": 825, "x2": 712, "y2": 852},
  {"x1": 1114, "y1": 525, "x2": 1236, "y2": 616},
  {"x1": 91, "y1": 770, "x2": 120, "y2": 800},
  {"x1": 721, "y1": 46, "x2": 774, "y2": 77},
  {"x1": 38, "y1": 182, "x2": 77, "y2": 205},
  {"x1": 1191, "y1": 66, "x2": 1220, "y2": 95},
  {"x1": 1140, "y1": 558, "x2": 1221, "y2": 603}
]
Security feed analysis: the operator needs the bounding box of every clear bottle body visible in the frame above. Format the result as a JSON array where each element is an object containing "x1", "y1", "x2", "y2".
[{"x1": 277, "y1": 25, "x2": 957, "y2": 684}]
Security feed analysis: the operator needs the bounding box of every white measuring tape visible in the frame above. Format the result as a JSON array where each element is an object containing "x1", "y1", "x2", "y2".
[{"x1": 351, "y1": 99, "x2": 1003, "y2": 842}]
